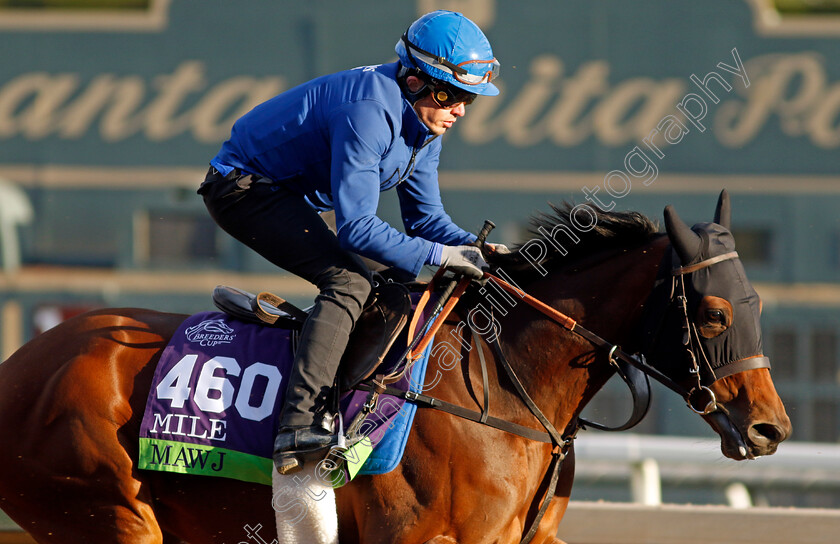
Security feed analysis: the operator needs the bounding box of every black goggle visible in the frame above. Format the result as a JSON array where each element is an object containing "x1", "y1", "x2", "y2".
[{"x1": 428, "y1": 82, "x2": 477, "y2": 108}]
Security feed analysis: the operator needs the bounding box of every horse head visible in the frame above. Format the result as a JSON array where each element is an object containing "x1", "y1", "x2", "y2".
[{"x1": 643, "y1": 190, "x2": 791, "y2": 459}]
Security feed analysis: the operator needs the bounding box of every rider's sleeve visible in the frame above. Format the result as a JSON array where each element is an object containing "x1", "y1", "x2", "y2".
[
  {"x1": 329, "y1": 100, "x2": 433, "y2": 276},
  {"x1": 397, "y1": 138, "x2": 477, "y2": 247}
]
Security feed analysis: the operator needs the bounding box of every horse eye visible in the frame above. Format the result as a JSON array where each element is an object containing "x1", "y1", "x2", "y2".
[{"x1": 706, "y1": 309, "x2": 725, "y2": 323}]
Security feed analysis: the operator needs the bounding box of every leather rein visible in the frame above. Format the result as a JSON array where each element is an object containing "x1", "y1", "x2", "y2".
[
  {"x1": 485, "y1": 251, "x2": 739, "y2": 418},
  {"x1": 358, "y1": 249, "x2": 763, "y2": 543}
]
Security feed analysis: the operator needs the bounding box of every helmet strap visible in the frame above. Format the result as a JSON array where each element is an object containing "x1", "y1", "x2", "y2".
[{"x1": 397, "y1": 64, "x2": 432, "y2": 105}]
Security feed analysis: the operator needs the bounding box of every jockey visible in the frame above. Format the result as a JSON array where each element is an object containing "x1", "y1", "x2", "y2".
[{"x1": 199, "y1": 10, "x2": 502, "y2": 475}]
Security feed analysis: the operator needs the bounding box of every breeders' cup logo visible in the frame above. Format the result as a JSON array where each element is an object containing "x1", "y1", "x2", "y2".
[{"x1": 185, "y1": 319, "x2": 236, "y2": 346}]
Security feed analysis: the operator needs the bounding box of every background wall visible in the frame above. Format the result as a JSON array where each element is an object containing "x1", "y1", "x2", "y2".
[{"x1": 0, "y1": 0, "x2": 838, "y2": 512}]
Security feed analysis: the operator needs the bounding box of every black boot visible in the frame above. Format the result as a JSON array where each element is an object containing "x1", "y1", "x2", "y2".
[{"x1": 273, "y1": 425, "x2": 340, "y2": 475}]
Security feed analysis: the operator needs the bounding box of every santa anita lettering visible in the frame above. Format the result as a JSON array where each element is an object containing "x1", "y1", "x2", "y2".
[
  {"x1": 463, "y1": 49, "x2": 840, "y2": 149},
  {"x1": 0, "y1": 52, "x2": 839, "y2": 148},
  {"x1": 579, "y1": 48, "x2": 749, "y2": 214},
  {"x1": 0, "y1": 61, "x2": 285, "y2": 143}
]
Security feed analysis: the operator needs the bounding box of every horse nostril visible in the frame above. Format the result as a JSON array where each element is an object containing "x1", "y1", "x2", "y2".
[{"x1": 748, "y1": 423, "x2": 786, "y2": 446}]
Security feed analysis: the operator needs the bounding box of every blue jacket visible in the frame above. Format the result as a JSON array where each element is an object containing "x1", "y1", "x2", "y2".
[{"x1": 211, "y1": 62, "x2": 475, "y2": 276}]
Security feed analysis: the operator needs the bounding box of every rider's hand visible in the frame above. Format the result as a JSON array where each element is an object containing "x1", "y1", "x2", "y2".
[{"x1": 440, "y1": 245, "x2": 488, "y2": 279}]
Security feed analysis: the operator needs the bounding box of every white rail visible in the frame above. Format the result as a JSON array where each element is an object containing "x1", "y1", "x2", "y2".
[
  {"x1": 0, "y1": 179, "x2": 32, "y2": 274},
  {"x1": 571, "y1": 433, "x2": 840, "y2": 507}
]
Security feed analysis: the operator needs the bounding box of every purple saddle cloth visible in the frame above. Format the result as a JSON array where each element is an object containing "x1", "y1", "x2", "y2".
[{"x1": 138, "y1": 306, "x2": 433, "y2": 486}]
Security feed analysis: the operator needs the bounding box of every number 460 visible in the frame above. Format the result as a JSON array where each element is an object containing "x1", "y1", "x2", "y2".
[{"x1": 156, "y1": 355, "x2": 283, "y2": 422}]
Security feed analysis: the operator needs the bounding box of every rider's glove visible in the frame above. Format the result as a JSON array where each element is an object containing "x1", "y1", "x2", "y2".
[{"x1": 440, "y1": 245, "x2": 489, "y2": 279}]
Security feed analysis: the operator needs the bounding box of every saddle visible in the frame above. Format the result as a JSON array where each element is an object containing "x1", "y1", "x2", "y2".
[{"x1": 212, "y1": 280, "x2": 412, "y2": 391}]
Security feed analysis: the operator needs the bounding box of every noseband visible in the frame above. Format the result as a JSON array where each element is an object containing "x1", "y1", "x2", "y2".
[
  {"x1": 667, "y1": 250, "x2": 771, "y2": 414},
  {"x1": 485, "y1": 248, "x2": 769, "y2": 418}
]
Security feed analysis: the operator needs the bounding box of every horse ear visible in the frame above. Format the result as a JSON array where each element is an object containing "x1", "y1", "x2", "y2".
[
  {"x1": 664, "y1": 205, "x2": 702, "y2": 264},
  {"x1": 714, "y1": 189, "x2": 731, "y2": 230}
]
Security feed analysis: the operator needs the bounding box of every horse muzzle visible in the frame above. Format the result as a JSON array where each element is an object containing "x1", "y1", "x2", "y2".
[{"x1": 705, "y1": 388, "x2": 791, "y2": 460}]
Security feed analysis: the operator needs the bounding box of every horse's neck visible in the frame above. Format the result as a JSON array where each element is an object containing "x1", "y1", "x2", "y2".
[{"x1": 480, "y1": 237, "x2": 669, "y2": 431}]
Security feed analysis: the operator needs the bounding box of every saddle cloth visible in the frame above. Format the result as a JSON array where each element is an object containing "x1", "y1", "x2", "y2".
[{"x1": 137, "y1": 309, "x2": 433, "y2": 486}]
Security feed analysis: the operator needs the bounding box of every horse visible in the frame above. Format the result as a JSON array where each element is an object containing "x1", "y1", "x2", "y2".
[{"x1": 0, "y1": 191, "x2": 791, "y2": 544}]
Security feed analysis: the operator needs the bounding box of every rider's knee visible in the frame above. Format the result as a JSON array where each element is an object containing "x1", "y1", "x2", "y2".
[
  {"x1": 342, "y1": 269, "x2": 372, "y2": 308},
  {"x1": 317, "y1": 267, "x2": 372, "y2": 313}
]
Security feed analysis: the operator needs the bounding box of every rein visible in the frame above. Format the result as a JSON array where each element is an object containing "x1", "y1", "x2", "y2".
[
  {"x1": 485, "y1": 271, "x2": 693, "y2": 403},
  {"x1": 356, "y1": 248, "x2": 760, "y2": 543},
  {"x1": 485, "y1": 248, "x2": 768, "y2": 415}
]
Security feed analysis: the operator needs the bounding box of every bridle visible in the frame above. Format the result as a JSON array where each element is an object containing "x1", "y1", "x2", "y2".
[
  {"x1": 646, "y1": 249, "x2": 771, "y2": 413},
  {"x1": 485, "y1": 249, "x2": 769, "y2": 420},
  {"x1": 475, "y1": 249, "x2": 768, "y2": 542},
  {"x1": 357, "y1": 247, "x2": 770, "y2": 543}
]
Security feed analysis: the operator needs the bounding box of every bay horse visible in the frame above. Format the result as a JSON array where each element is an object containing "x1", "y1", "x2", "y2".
[{"x1": 0, "y1": 191, "x2": 790, "y2": 543}]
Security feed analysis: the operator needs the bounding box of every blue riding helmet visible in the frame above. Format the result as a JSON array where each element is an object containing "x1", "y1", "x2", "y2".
[{"x1": 395, "y1": 10, "x2": 500, "y2": 97}]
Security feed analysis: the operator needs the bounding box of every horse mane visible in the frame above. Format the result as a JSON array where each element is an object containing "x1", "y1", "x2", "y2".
[{"x1": 489, "y1": 202, "x2": 660, "y2": 279}]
